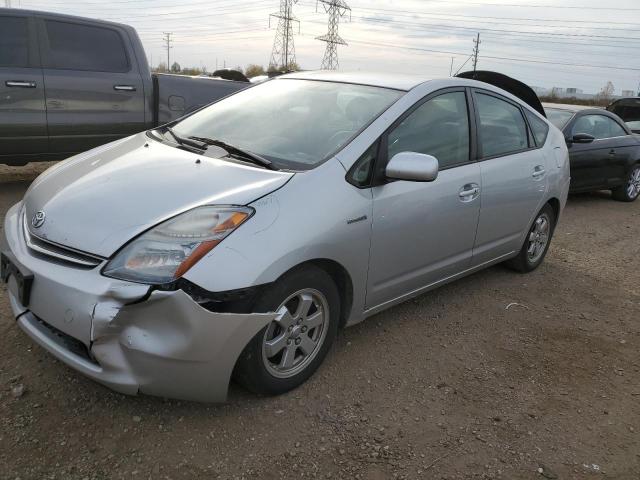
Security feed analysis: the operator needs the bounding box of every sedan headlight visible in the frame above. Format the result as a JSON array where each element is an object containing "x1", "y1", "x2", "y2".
[{"x1": 103, "y1": 206, "x2": 253, "y2": 284}]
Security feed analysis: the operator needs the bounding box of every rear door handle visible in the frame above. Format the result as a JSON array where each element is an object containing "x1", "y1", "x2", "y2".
[
  {"x1": 532, "y1": 166, "x2": 546, "y2": 178},
  {"x1": 114, "y1": 85, "x2": 136, "y2": 91},
  {"x1": 609, "y1": 149, "x2": 616, "y2": 155},
  {"x1": 6, "y1": 80, "x2": 36, "y2": 88}
]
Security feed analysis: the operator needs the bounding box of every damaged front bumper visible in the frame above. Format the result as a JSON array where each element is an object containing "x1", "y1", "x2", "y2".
[{"x1": 1, "y1": 203, "x2": 275, "y2": 402}]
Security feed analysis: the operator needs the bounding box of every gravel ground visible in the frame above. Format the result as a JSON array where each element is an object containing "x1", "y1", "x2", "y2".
[{"x1": 1, "y1": 162, "x2": 639, "y2": 480}]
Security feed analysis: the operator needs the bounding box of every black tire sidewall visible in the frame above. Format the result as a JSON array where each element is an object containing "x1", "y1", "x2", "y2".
[
  {"x1": 523, "y1": 204, "x2": 556, "y2": 271},
  {"x1": 612, "y1": 165, "x2": 640, "y2": 202},
  {"x1": 234, "y1": 265, "x2": 340, "y2": 395}
]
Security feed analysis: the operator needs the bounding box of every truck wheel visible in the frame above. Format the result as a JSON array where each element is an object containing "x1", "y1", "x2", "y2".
[
  {"x1": 612, "y1": 164, "x2": 640, "y2": 202},
  {"x1": 234, "y1": 265, "x2": 340, "y2": 396},
  {"x1": 505, "y1": 204, "x2": 556, "y2": 273}
]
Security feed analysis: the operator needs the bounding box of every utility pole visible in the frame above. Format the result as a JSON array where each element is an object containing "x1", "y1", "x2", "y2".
[
  {"x1": 316, "y1": 0, "x2": 351, "y2": 70},
  {"x1": 162, "y1": 32, "x2": 173, "y2": 70},
  {"x1": 472, "y1": 33, "x2": 481, "y2": 72},
  {"x1": 449, "y1": 57, "x2": 455, "y2": 76},
  {"x1": 269, "y1": 0, "x2": 299, "y2": 71},
  {"x1": 5, "y1": 0, "x2": 12, "y2": 7}
]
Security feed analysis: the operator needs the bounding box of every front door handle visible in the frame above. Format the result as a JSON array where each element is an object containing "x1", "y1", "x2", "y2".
[
  {"x1": 609, "y1": 149, "x2": 616, "y2": 155},
  {"x1": 458, "y1": 183, "x2": 480, "y2": 202},
  {"x1": 114, "y1": 85, "x2": 136, "y2": 91},
  {"x1": 6, "y1": 80, "x2": 36, "y2": 88},
  {"x1": 532, "y1": 165, "x2": 546, "y2": 178}
]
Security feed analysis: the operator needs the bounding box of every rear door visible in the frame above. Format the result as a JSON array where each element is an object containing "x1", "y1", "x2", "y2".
[
  {"x1": 36, "y1": 17, "x2": 145, "y2": 154},
  {"x1": 0, "y1": 13, "x2": 47, "y2": 160},
  {"x1": 471, "y1": 89, "x2": 547, "y2": 264}
]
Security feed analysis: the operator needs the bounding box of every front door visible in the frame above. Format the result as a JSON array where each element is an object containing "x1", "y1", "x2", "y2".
[
  {"x1": 0, "y1": 14, "x2": 47, "y2": 161},
  {"x1": 37, "y1": 17, "x2": 145, "y2": 155},
  {"x1": 366, "y1": 90, "x2": 481, "y2": 309},
  {"x1": 568, "y1": 113, "x2": 629, "y2": 191}
]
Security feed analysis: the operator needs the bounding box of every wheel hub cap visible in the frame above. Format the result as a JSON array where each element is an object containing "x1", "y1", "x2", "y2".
[
  {"x1": 261, "y1": 288, "x2": 329, "y2": 379},
  {"x1": 527, "y1": 213, "x2": 550, "y2": 264}
]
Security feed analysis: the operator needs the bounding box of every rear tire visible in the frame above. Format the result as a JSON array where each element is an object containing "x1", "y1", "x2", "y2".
[
  {"x1": 234, "y1": 265, "x2": 340, "y2": 396},
  {"x1": 505, "y1": 204, "x2": 556, "y2": 273},
  {"x1": 611, "y1": 164, "x2": 640, "y2": 202}
]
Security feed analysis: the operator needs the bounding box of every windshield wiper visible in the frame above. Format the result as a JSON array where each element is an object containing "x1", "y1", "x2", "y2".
[
  {"x1": 187, "y1": 136, "x2": 276, "y2": 170},
  {"x1": 164, "y1": 127, "x2": 207, "y2": 152}
]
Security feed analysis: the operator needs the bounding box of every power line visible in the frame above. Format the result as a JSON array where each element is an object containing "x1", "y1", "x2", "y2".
[
  {"x1": 316, "y1": 0, "x2": 351, "y2": 70},
  {"x1": 345, "y1": 38, "x2": 640, "y2": 72},
  {"x1": 269, "y1": 0, "x2": 299, "y2": 71},
  {"x1": 350, "y1": 0, "x2": 640, "y2": 11}
]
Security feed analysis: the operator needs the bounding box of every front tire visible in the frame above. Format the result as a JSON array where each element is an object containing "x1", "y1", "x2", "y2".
[
  {"x1": 612, "y1": 164, "x2": 640, "y2": 202},
  {"x1": 505, "y1": 204, "x2": 556, "y2": 273},
  {"x1": 234, "y1": 265, "x2": 340, "y2": 396}
]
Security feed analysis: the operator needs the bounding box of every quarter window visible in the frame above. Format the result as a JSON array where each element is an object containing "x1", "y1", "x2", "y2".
[
  {"x1": 476, "y1": 93, "x2": 529, "y2": 158},
  {"x1": 387, "y1": 91, "x2": 470, "y2": 169},
  {"x1": 524, "y1": 110, "x2": 550, "y2": 147},
  {"x1": 572, "y1": 114, "x2": 627, "y2": 140},
  {"x1": 43, "y1": 20, "x2": 129, "y2": 72},
  {"x1": 0, "y1": 16, "x2": 29, "y2": 67}
]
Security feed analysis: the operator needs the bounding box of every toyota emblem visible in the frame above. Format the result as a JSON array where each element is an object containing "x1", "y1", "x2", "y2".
[{"x1": 32, "y1": 211, "x2": 46, "y2": 228}]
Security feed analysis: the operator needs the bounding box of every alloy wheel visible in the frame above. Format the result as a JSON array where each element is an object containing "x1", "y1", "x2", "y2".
[
  {"x1": 261, "y1": 288, "x2": 329, "y2": 379},
  {"x1": 527, "y1": 213, "x2": 551, "y2": 264},
  {"x1": 627, "y1": 166, "x2": 640, "y2": 199}
]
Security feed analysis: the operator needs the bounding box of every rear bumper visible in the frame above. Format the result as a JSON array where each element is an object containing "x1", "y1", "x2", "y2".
[{"x1": 2, "y1": 202, "x2": 275, "y2": 402}]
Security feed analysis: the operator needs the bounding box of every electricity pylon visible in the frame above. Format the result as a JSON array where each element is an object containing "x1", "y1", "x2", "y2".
[
  {"x1": 316, "y1": 0, "x2": 351, "y2": 70},
  {"x1": 269, "y1": 0, "x2": 299, "y2": 71}
]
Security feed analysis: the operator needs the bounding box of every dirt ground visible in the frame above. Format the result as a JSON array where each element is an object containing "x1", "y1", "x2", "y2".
[{"x1": 1, "y1": 162, "x2": 639, "y2": 480}]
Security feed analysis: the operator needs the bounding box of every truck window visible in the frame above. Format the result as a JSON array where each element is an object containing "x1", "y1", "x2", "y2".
[
  {"x1": 0, "y1": 16, "x2": 29, "y2": 67},
  {"x1": 43, "y1": 20, "x2": 129, "y2": 73}
]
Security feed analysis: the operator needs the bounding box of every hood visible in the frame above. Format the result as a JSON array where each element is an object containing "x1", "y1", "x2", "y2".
[
  {"x1": 23, "y1": 133, "x2": 294, "y2": 257},
  {"x1": 456, "y1": 70, "x2": 546, "y2": 117}
]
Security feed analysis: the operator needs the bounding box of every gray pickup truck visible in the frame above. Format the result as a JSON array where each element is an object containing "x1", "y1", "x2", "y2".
[{"x1": 0, "y1": 8, "x2": 249, "y2": 165}]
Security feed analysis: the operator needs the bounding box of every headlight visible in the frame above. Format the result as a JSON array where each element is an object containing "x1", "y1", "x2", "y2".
[{"x1": 103, "y1": 206, "x2": 253, "y2": 284}]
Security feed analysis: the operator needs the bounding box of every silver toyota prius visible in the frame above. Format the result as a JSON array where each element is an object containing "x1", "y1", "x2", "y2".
[{"x1": 1, "y1": 71, "x2": 570, "y2": 402}]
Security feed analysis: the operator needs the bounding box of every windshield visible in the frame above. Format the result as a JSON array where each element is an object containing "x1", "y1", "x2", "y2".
[
  {"x1": 545, "y1": 108, "x2": 574, "y2": 130},
  {"x1": 172, "y1": 79, "x2": 403, "y2": 170}
]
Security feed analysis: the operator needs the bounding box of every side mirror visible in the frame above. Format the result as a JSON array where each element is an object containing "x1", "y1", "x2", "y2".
[
  {"x1": 385, "y1": 152, "x2": 439, "y2": 182},
  {"x1": 570, "y1": 133, "x2": 595, "y2": 144}
]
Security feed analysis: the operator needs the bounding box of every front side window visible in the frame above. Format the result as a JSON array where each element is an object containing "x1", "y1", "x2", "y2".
[
  {"x1": 573, "y1": 114, "x2": 627, "y2": 140},
  {"x1": 0, "y1": 16, "x2": 28, "y2": 67},
  {"x1": 43, "y1": 20, "x2": 129, "y2": 72},
  {"x1": 387, "y1": 91, "x2": 470, "y2": 169},
  {"x1": 476, "y1": 92, "x2": 529, "y2": 158},
  {"x1": 173, "y1": 79, "x2": 403, "y2": 170},
  {"x1": 524, "y1": 110, "x2": 550, "y2": 146}
]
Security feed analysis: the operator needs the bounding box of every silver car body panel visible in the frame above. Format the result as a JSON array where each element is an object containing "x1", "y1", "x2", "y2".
[
  {"x1": 2, "y1": 203, "x2": 276, "y2": 402},
  {"x1": 1, "y1": 73, "x2": 570, "y2": 401},
  {"x1": 23, "y1": 133, "x2": 293, "y2": 257}
]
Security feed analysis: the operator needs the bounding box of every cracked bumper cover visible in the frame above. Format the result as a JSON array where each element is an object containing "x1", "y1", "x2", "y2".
[{"x1": 1, "y1": 203, "x2": 275, "y2": 402}]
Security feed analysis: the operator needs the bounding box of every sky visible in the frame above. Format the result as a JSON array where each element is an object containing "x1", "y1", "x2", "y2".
[{"x1": 11, "y1": 0, "x2": 640, "y2": 94}]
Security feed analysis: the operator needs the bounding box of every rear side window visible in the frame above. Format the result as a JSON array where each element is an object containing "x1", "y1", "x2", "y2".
[
  {"x1": 524, "y1": 110, "x2": 550, "y2": 146},
  {"x1": 476, "y1": 93, "x2": 528, "y2": 158},
  {"x1": 43, "y1": 20, "x2": 129, "y2": 72},
  {"x1": 0, "y1": 16, "x2": 29, "y2": 67}
]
